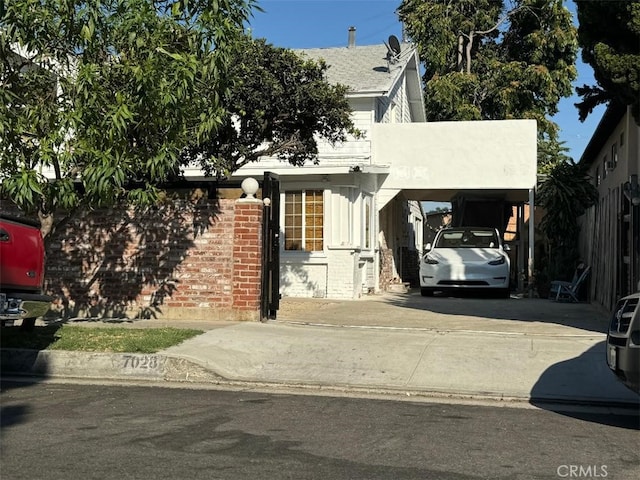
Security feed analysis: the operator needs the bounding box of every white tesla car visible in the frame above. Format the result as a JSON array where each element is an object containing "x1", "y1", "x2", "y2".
[{"x1": 420, "y1": 227, "x2": 511, "y2": 298}]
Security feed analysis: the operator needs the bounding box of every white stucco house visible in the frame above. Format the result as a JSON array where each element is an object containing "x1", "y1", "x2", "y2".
[
  {"x1": 234, "y1": 39, "x2": 428, "y2": 299},
  {"x1": 232, "y1": 36, "x2": 538, "y2": 300},
  {"x1": 7, "y1": 33, "x2": 539, "y2": 304}
]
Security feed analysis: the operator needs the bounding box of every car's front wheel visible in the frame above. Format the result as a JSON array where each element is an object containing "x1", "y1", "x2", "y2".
[
  {"x1": 497, "y1": 288, "x2": 510, "y2": 299},
  {"x1": 420, "y1": 287, "x2": 434, "y2": 297}
]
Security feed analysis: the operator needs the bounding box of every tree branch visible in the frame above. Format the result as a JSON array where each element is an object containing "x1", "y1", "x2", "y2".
[
  {"x1": 232, "y1": 134, "x2": 305, "y2": 171},
  {"x1": 476, "y1": 6, "x2": 531, "y2": 36}
]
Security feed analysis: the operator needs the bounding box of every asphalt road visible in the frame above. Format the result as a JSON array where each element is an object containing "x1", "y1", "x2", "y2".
[{"x1": 1, "y1": 380, "x2": 638, "y2": 480}]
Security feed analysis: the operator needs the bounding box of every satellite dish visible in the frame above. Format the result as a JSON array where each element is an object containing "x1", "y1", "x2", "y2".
[
  {"x1": 388, "y1": 35, "x2": 401, "y2": 56},
  {"x1": 384, "y1": 35, "x2": 402, "y2": 68}
]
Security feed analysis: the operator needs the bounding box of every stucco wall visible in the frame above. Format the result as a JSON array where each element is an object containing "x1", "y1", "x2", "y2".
[{"x1": 372, "y1": 120, "x2": 537, "y2": 193}]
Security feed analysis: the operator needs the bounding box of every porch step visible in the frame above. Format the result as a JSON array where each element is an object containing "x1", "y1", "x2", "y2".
[{"x1": 387, "y1": 282, "x2": 411, "y2": 294}]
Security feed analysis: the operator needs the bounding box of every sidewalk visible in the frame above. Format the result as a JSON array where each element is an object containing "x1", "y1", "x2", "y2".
[{"x1": 2, "y1": 292, "x2": 640, "y2": 407}]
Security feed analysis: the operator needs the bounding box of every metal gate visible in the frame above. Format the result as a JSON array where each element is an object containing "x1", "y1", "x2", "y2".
[{"x1": 261, "y1": 171, "x2": 280, "y2": 320}]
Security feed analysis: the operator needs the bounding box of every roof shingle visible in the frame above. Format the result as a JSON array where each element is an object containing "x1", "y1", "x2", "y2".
[{"x1": 296, "y1": 43, "x2": 416, "y2": 95}]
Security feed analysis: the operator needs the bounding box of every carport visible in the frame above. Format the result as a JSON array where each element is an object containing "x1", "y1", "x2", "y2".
[{"x1": 371, "y1": 119, "x2": 538, "y2": 293}]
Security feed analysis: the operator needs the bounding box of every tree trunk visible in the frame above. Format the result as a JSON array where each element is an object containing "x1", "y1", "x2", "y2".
[
  {"x1": 466, "y1": 32, "x2": 474, "y2": 74},
  {"x1": 38, "y1": 211, "x2": 54, "y2": 238}
]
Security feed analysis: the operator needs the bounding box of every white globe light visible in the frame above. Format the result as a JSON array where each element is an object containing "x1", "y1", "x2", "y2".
[{"x1": 241, "y1": 177, "x2": 259, "y2": 198}]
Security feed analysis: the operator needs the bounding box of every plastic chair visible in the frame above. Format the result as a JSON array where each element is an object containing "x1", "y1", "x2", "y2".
[{"x1": 549, "y1": 264, "x2": 591, "y2": 302}]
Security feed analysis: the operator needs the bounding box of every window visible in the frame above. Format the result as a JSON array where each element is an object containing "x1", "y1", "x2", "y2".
[
  {"x1": 595, "y1": 166, "x2": 601, "y2": 186},
  {"x1": 620, "y1": 131, "x2": 625, "y2": 146},
  {"x1": 435, "y1": 228, "x2": 498, "y2": 249},
  {"x1": 363, "y1": 195, "x2": 372, "y2": 250},
  {"x1": 603, "y1": 156, "x2": 608, "y2": 179},
  {"x1": 611, "y1": 142, "x2": 618, "y2": 169},
  {"x1": 284, "y1": 190, "x2": 324, "y2": 251}
]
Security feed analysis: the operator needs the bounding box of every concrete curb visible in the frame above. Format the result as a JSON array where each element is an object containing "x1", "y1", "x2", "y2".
[
  {"x1": 2, "y1": 348, "x2": 639, "y2": 411},
  {"x1": 0, "y1": 349, "x2": 223, "y2": 384}
]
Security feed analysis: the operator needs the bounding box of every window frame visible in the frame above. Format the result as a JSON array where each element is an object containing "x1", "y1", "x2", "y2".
[
  {"x1": 361, "y1": 194, "x2": 373, "y2": 253},
  {"x1": 283, "y1": 189, "x2": 325, "y2": 253}
]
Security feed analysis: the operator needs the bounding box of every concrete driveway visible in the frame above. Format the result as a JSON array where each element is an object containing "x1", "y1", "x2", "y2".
[{"x1": 277, "y1": 290, "x2": 611, "y2": 336}]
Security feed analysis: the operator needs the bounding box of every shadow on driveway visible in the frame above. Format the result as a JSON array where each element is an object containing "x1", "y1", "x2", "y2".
[{"x1": 530, "y1": 341, "x2": 640, "y2": 429}]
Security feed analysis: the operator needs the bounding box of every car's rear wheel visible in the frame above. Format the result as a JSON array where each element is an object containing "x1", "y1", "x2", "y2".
[{"x1": 420, "y1": 287, "x2": 434, "y2": 297}]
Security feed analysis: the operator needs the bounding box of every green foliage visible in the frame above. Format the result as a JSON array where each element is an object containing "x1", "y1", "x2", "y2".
[
  {"x1": 398, "y1": 0, "x2": 578, "y2": 138},
  {"x1": 536, "y1": 159, "x2": 598, "y2": 282},
  {"x1": 537, "y1": 135, "x2": 571, "y2": 172},
  {"x1": 575, "y1": 0, "x2": 640, "y2": 123},
  {"x1": 0, "y1": 325, "x2": 204, "y2": 353},
  {"x1": 181, "y1": 36, "x2": 359, "y2": 177},
  {"x1": 1, "y1": 0, "x2": 256, "y2": 221}
]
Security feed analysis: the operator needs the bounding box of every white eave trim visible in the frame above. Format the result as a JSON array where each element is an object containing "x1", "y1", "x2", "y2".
[
  {"x1": 230, "y1": 164, "x2": 391, "y2": 178},
  {"x1": 346, "y1": 91, "x2": 387, "y2": 99}
]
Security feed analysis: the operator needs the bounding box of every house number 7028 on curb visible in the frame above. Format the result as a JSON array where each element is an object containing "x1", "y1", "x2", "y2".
[{"x1": 123, "y1": 355, "x2": 160, "y2": 370}]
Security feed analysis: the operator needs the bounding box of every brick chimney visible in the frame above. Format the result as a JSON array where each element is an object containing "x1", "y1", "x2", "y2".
[{"x1": 348, "y1": 26, "x2": 356, "y2": 48}]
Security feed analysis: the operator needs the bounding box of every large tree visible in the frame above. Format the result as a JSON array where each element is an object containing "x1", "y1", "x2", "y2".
[
  {"x1": 182, "y1": 36, "x2": 359, "y2": 178},
  {"x1": 397, "y1": 0, "x2": 577, "y2": 139},
  {"x1": 1, "y1": 2, "x2": 358, "y2": 237},
  {"x1": 1, "y1": 0, "x2": 257, "y2": 234},
  {"x1": 575, "y1": 0, "x2": 640, "y2": 123}
]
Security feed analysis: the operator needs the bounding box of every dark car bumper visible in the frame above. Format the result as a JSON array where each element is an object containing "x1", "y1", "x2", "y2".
[
  {"x1": 607, "y1": 337, "x2": 640, "y2": 394},
  {"x1": 0, "y1": 292, "x2": 53, "y2": 321}
]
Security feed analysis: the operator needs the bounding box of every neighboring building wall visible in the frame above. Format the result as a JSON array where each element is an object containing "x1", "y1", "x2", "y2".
[
  {"x1": 579, "y1": 105, "x2": 640, "y2": 310},
  {"x1": 1, "y1": 196, "x2": 264, "y2": 321}
]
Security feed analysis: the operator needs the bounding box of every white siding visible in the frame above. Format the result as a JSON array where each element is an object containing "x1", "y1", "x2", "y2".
[
  {"x1": 327, "y1": 187, "x2": 354, "y2": 247},
  {"x1": 379, "y1": 76, "x2": 412, "y2": 124}
]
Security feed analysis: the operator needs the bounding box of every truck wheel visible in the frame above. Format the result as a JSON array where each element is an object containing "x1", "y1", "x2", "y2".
[{"x1": 21, "y1": 318, "x2": 36, "y2": 331}]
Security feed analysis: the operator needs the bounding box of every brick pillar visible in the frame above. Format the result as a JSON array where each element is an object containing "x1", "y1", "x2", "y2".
[{"x1": 232, "y1": 199, "x2": 263, "y2": 321}]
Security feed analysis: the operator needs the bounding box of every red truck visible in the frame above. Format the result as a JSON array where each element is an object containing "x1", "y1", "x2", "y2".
[{"x1": 0, "y1": 214, "x2": 53, "y2": 330}]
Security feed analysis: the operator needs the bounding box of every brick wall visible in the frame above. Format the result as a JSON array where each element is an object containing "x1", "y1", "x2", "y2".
[
  {"x1": 379, "y1": 248, "x2": 394, "y2": 292},
  {"x1": 2, "y1": 195, "x2": 264, "y2": 322}
]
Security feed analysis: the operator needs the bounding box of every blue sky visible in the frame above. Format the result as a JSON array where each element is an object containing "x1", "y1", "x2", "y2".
[{"x1": 247, "y1": 0, "x2": 607, "y2": 164}]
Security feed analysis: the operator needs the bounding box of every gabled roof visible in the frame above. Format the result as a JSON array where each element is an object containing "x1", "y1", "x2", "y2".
[
  {"x1": 296, "y1": 43, "x2": 426, "y2": 122},
  {"x1": 297, "y1": 43, "x2": 411, "y2": 93}
]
